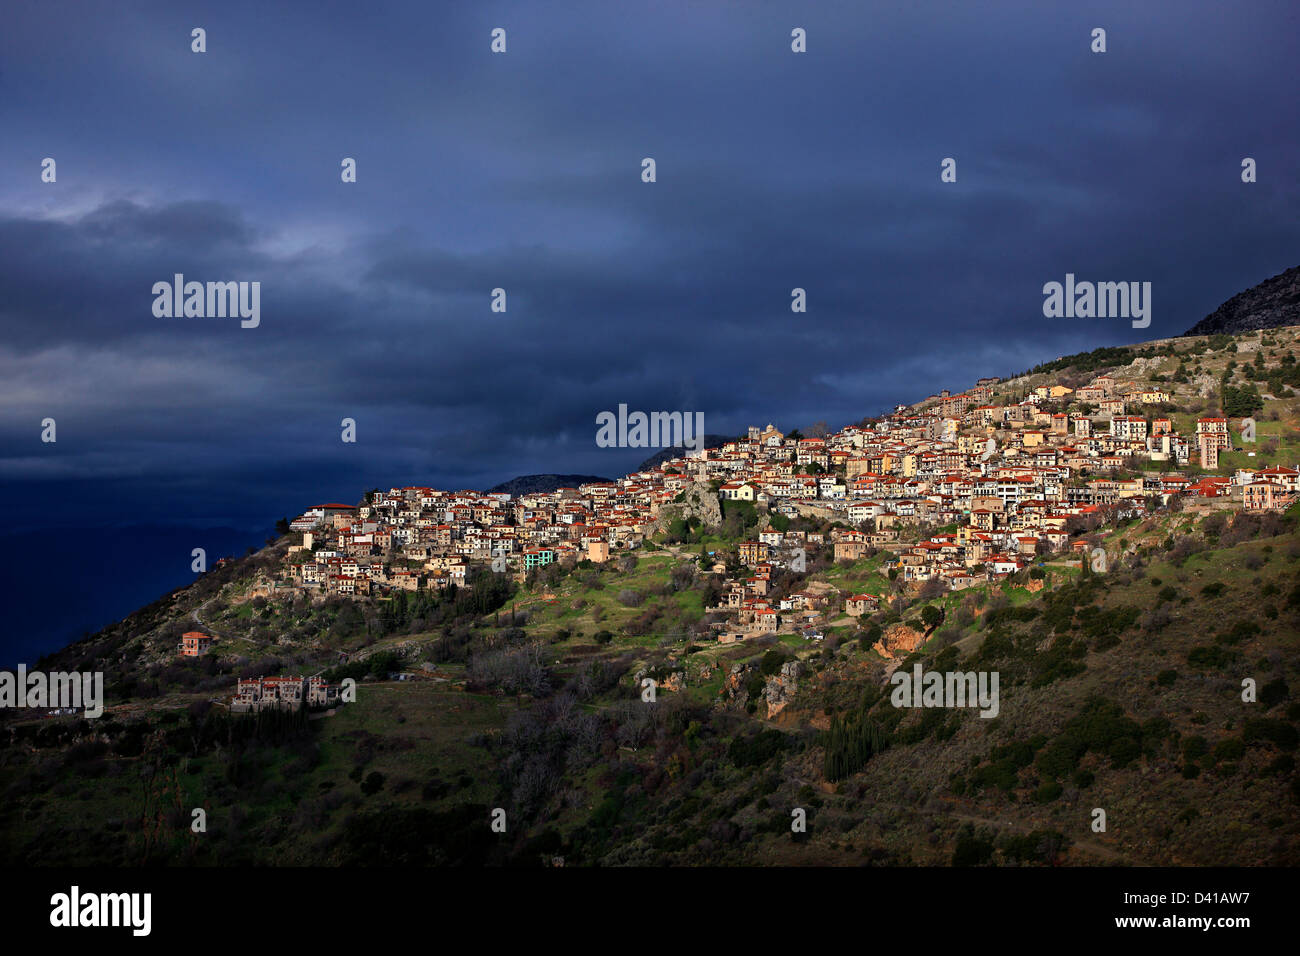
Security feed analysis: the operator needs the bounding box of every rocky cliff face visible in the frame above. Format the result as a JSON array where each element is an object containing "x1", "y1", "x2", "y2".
[
  {"x1": 633, "y1": 666, "x2": 685, "y2": 693},
  {"x1": 724, "y1": 661, "x2": 755, "y2": 704},
  {"x1": 763, "y1": 661, "x2": 804, "y2": 718},
  {"x1": 872, "y1": 623, "x2": 925, "y2": 660},
  {"x1": 1183, "y1": 265, "x2": 1300, "y2": 336},
  {"x1": 654, "y1": 481, "x2": 723, "y2": 532}
]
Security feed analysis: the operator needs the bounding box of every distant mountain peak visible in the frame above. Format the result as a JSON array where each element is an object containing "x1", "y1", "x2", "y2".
[
  {"x1": 636, "y1": 435, "x2": 734, "y2": 472},
  {"x1": 484, "y1": 474, "x2": 611, "y2": 496}
]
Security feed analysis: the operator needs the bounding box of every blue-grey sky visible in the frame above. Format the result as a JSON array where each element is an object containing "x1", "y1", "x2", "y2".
[{"x1": 1, "y1": 0, "x2": 1297, "y2": 539}]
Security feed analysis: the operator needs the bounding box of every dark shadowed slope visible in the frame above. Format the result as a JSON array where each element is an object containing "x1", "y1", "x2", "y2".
[{"x1": 1184, "y1": 265, "x2": 1300, "y2": 336}]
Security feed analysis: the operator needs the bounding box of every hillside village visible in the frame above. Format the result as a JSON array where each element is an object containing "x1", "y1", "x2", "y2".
[
  {"x1": 231, "y1": 332, "x2": 1300, "y2": 653},
  {"x1": 9, "y1": 326, "x2": 1300, "y2": 869}
]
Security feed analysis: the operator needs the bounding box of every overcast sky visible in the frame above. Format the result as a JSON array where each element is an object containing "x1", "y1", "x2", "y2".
[{"x1": 1, "y1": 0, "x2": 1297, "y2": 535}]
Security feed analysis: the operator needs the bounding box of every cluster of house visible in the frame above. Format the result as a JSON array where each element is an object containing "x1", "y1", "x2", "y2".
[
  {"x1": 230, "y1": 675, "x2": 340, "y2": 713},
  {"x1": 278, "y1": 492, "x2": 645, "y2": 599},
  {"x1": 260, "y1": 372, "x2": 1294, "y2": 642},
  {"x1": 176, "y1": 631, "x2": 344, "y2": 711},
  {"x1": 708, "y1": 552, "x2": 841, "y2": 643}
]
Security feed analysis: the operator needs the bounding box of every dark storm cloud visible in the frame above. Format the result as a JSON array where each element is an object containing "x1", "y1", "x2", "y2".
[{"x1": 1, "y1": 0, "x2": 1298, "y2": 533}]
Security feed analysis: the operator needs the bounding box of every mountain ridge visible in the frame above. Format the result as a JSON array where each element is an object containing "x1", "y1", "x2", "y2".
[
  {"x1": 1183, "y1": 264, "x2": 1300, "y2": 336},
  {"x1": 484, "y1": 473, "x2": 612, "y2": 495}
]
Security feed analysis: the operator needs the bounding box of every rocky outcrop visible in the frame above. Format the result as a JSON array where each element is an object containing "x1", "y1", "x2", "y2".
[
  {"x1": 724, "y1": 662, "x2": 756, "y2": 703},
  {"x1": 872, "y1": 623, "x2": 925, "y2": 660},
  {"x1": 634, "y1": 666, "x2": 685, "y2": 693},
  {"x1": 655, "y1": 481, "x2": 723, "y2": 532},
  {"x1": 763, "y1": 661, "x2": 803, "y2": 718}
]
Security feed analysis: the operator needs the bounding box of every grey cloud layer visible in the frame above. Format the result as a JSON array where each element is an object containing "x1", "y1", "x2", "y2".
[{"x1": 0, "y1": 0, "x2": 1297, "y2": 527}]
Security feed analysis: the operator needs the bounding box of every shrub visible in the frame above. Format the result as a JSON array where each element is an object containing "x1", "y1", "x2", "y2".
[
  {"x1": 1035, "y1": 697, "x2": 1143, "y2": 781},
  {"x1": 1187, "y1": 645, "x2": 1235, "y2": 670},
  {"x1": 728, "y1": 729, "x2": 790, "y2": 768},
  {"x1": 1261, "y1": 678, "x2": 1289, "y2": 708},
  {"x1": 759, "y1": 649, "x2": 790, "y2": 676},
  {"x1": 1107, "y1": 736, "x2": 1141, "y2": 768},
  {"x1": 971, "y1": 739, "x2": 1038, "y2": 792},
  {"x1": 1214, "y1": 738, "x2": 1245, "y2": 762},
  {"x1": 952, "y1": 829, "x2": 995, "y2": 867},
  {"x1": 1033, "y1": 781, "x2": 1064, "y2": 803},
  {"x1": 1263, "y1": 755, "x2": 1295, "y2": 777},
  {"x1": 1216, "y1": 620, "x2": 1261, "y2": 646},
  {"x1": 1243, "y1": 719, "x2": 1299, "y2": 751}
]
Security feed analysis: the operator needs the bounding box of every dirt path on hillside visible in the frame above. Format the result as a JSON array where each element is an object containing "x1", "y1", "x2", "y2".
[
  {"x1": 191, "y1": 597, "x2": 217, "y2": 633},
  {"x1": 193, "y1": 596, "x2": 278, "y2": 648}
]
